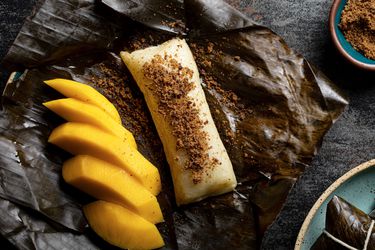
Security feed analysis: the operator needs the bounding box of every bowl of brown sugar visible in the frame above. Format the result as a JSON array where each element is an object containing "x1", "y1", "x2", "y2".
[{"x1": 329, "y1": 0, "x2": 375, "y2": 70}]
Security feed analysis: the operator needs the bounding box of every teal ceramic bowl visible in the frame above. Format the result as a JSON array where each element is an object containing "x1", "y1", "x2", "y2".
[
  {"x1": 329, "y1": 0, "x2": 375, "y2": 70},
  {"x1": 295, "y1": 159, "x2": 375, "y2": 249}
]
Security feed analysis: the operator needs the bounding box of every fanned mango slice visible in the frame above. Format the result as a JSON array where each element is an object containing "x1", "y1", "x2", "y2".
[
  {"x1": 48, "y1": 122, "x2": 161, "y2": 195},
  {"x1": 84, "y1": 201, "x2": 165, "y2": 250},
  {"x1": 63, "y1": 155, "x2": 163, "y2": 223},
  {"x1": 43, "y1": 98, "x2": 137, "y2": 149},
  {"x1": 44, "y1": 78, "x2": 121, "y2": 124}
]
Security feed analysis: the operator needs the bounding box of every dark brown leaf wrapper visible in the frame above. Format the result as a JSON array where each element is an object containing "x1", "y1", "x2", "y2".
[
  {"x1": 370, "y1": 209, "x2": 375, "y2": 219},
  {"x1": 0, "y1": 0, "x2": 348, "y2": 249},
  {"x1": 312, "y1": 196, "x2": 375, "y2": 250}
]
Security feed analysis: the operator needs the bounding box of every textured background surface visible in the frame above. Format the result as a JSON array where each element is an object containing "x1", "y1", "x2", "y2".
[{"x1": 0, "y1": 0, "x2": 374, "y2": 249}]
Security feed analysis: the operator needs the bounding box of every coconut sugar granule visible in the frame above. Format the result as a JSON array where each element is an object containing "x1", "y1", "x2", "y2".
[{"x1": 339, "y1": 0, "x2": 375, "y2": 60}]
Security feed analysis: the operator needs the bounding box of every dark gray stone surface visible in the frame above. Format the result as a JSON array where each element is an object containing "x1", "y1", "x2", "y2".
[{"x1": 0, "y1": 0, "x2": 374, "y2": 249}]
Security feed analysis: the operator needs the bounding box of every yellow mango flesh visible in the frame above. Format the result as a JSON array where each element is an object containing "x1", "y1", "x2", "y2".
[
  {"x1": 48, "y1": 122, "x2": 161, "y2": 195},
  {"x1": 63, "y1": 155, "x2": 163, "y2": 223},
  {"x1": 44, "y1": 78, "x2": 121, "y2": 124},
  {"x1": 43, "y1": 98, "x2": 137, "y2": 149},
  {"x1": 84, "y1": 201, "x2": 164, "y2": 250}
]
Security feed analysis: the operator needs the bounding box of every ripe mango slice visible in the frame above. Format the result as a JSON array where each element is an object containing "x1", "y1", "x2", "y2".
[
  {"x1": 84, "y1": 201, "x2": 165, "y2": 250},
  {"x1": 48, "y1": 122, "x2": 161, "y2": 195},
  {"x1": 44, "y1": 78, "x2": 121, "y2": 124},
  {"x1": 63, "y1": 155, "x2": 163, "y2": 223},
  {"x1": 43, "y1": 98, "x2": 137, "y2": 149}
]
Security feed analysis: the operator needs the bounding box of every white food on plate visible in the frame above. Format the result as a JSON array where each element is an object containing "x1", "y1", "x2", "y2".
[{"x1": 121, "y1": 38, "x2": 237, "y2": 205}]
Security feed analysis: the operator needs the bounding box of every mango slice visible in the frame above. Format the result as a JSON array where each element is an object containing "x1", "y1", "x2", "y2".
[
  {"x1": 44, "y1": 78, "x2": 121, "y2": 124},
  {"x1": 43, "y1": 98, "x2": 137, "y2": 149},
  {"x1": 48, "y1": 122, "x2": 161, "y2": 195},
  {"x1": 63, "y1": 155, "x2": 163, "y2": 223},
  {"x1": 84, "y1": 201, "x2": 165, "y2": 250}
]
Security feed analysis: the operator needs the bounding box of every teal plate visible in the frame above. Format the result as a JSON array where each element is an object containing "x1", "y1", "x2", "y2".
[{"x1": 295, "y1": 159, "x2": 375, "y2": 249}]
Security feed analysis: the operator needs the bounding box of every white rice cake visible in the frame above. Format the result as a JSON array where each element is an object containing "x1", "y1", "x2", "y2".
[{"x1": 121, "y1": 38, "x2": 237, "y2": 205}]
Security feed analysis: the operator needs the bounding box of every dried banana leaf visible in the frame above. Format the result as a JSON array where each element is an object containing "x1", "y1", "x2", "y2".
[
  {"x1": 370, "y1": 209, "x2": 375, "y2": 219},
  {"x1": 101, "y1": 0, "x2": 186, "y2": 34},
  {"x1": 1, "y1": 0, "x2": 122, "y2": 70},
  {"x1": 0, "y1": 0, "x2": 348, "y2": 249},
  {"x1": 312, "y1": 196, "x2": 375, "y2": 250},
  {"x1": 0, "y1": 198, "x2": 107, "y2": 250}
]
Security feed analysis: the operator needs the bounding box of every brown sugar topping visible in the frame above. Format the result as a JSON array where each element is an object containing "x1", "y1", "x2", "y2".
[
  {"x1": 190, "y1": 41, "x2": 250, "y2": 146},
  {"x1": 142, "y1": 54, "x2": 211, "y2": 184},
  {"x1": 91, "y1": 64, "x2": 149, "y2": 137},
  {"x1": 89, "y1": 63, "x2": 165, "y2": 167},
  {"x1": 161, "y1": 20, "x2": 185, "y2": 30},
  {"x1": 340, "y1": 0, "x2": 375, "y2": 60}
]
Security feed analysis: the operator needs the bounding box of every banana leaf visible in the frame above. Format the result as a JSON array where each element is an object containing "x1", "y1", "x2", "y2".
[
  {"x1": 312, "y1": 196, "x2": 375, "y2": 250},
  {"x1": 0, "y1": 0, "x2": 348, "y2": 249},
  {"x1": 370, "y1": 209, "x2": 375, "y2": 219}
]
